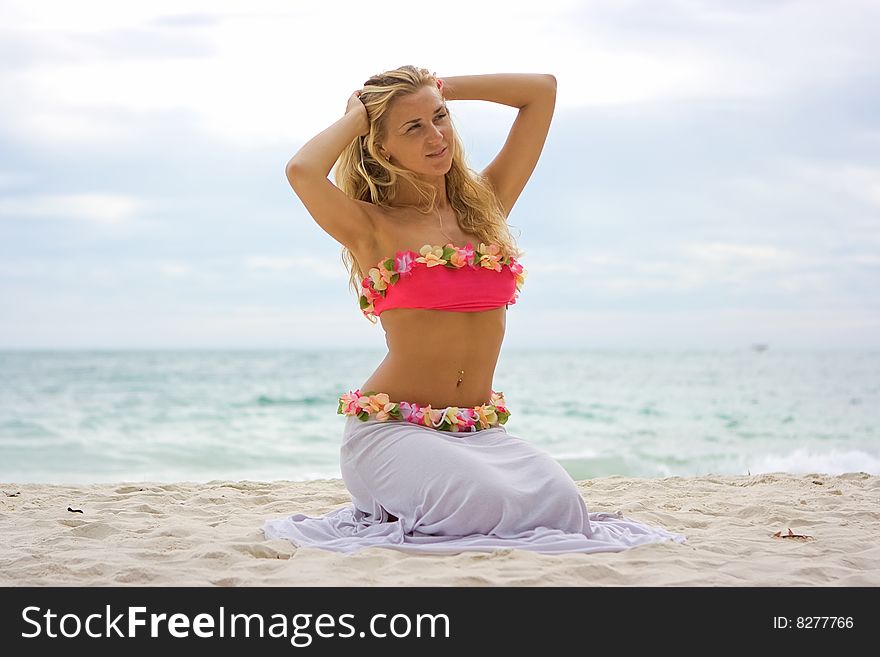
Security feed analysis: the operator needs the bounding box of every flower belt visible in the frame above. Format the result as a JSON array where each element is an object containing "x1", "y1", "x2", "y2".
[{"x1": 338, "y1": 389, "x2": 510, "y2": 432}]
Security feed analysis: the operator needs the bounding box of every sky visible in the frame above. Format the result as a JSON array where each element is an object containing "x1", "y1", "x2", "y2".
[{"x1": 1, "y1": 0, "x2": 879, "y2": 350}]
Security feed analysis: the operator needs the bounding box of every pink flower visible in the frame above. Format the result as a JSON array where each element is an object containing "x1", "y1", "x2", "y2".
[
  {"x1": 508, "y1": 259, "x2": 524, "y2": 275},
  {"x1": 489, "y1": 390, "x2": 507, "y2": 412},
  {"x1": 360, "y1": 283, "x2": 381, "y2": 302},
  {"x1": 449, "y1": 243, "x2": 475, "y2": 268},
  {"x1": 340, "y1": 391, "x2": 361, "y2": 415},
  {"x1": 399, "y1": 401, "x2": 425, "y2": 424},
  {"x1": 458, "y1": 408, "x2": 478, "y2": 431},
  {"x1": 395, "y1": 250, "x2": 416, "y2": 274}
]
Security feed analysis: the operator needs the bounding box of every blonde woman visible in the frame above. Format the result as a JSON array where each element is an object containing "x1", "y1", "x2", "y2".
[{"x1": 263, "y1": 66, "x2": 685, "y2": 554}]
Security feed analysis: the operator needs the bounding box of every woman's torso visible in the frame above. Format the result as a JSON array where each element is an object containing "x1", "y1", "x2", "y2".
[{"x1": 350, "y1": 204, "x2": 506, "y2": 408}]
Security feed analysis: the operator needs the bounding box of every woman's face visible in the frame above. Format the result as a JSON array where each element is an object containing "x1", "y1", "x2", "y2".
[{"x1": 380, "y1": 85, "x2": 453, "y2": 175}]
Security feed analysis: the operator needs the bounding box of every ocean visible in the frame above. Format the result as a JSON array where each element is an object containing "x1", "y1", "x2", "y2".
[{"x1": 1, "y1": 349, "x2": 877, "y2": 484}]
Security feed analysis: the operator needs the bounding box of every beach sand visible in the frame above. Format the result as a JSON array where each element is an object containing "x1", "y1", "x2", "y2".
[{"x1": 1, "y1": 472, "x2": 878, "y2": 586}]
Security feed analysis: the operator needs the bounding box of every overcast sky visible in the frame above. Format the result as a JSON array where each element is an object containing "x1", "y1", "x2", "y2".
[{"x1": 1, "y1": 0, "x2": 878, "y2": 350}]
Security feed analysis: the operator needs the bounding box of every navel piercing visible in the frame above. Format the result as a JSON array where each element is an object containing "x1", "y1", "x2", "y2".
[{"x1": 456, "y1": 368, "x2": 464, "y2": 387}]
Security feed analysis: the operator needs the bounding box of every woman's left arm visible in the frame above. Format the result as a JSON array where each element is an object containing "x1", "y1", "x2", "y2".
[
  {"x1": 440, "y1": 73, "x2": 557, "y2": 218},
  {"x1": 440, "y1": 73, "x2": 556, "y2": 109}
]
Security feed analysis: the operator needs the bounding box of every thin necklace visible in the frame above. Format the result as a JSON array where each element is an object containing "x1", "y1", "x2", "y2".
[{"x1": 435, "y1": 205, "x2": 455, "y2": 243}]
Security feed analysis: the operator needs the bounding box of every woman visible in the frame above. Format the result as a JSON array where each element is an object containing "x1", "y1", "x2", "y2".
[{"x1": 263, "y1": 66, "x2": 686, "y2": 554}]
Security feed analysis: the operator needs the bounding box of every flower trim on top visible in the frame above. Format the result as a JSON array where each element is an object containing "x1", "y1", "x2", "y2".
[
  {"x1": 358, "y1": 242, "x2": 527, "y2": 320},
  {"x1": 338, "y1": 389, "x2": 510, "y2": 432}
]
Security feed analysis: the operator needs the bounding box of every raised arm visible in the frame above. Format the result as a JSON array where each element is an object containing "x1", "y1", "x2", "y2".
[
  {"x1": 443, "y1": 73, "x2": 557, "y2": 218},
  {"x1": 285, "y1": 97, "x2": 376, "y2": 254}
]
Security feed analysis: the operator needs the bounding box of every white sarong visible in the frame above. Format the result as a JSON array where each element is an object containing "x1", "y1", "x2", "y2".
[{"x1": 262, "y1": 416, "x2": 686, "y2": 555}]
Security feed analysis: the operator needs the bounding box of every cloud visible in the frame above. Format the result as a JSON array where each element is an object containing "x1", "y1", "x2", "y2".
[
  {"x1": 156, "y1": 262, "x2": 192, "y2": 278},
  {"x1": 725, "y1": 159, "x2": 880, "y2": 210},
  {"x1": 149, "y1": 14, "x2": 226, "y2": 29},
  {"x1": 561, "y1": 0, "x2": 880, "y2": 100},
  {"x1": 0, "y1": 170, "x2": 34, "y2": 189},
  {"x1": 7, "y1": 0, "x2": 876, "y2": 148},
  {"x1": 680, "y1": 241, "x2": 798, "y2": 264},
  {"x1": 0, "y1": 192, "x2": 142, "y2": 225},
  {"x1": 786, "y1": 161, "x2": 880, "y2": 209},
  {"x1": 242, "y1": 255, "x2": 343, "y2": 279},
  {"x1": 1, "y1": 1, "x2": 878, "y2": 347}
]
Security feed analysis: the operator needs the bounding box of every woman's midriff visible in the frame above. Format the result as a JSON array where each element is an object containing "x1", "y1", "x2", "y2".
[{"x1": 357, "y1": 305, "x2": 506, "y2": 408}]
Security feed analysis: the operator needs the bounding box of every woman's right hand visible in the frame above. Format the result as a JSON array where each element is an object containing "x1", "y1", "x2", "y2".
[{"x1": 345, "y1": 90, "x2": 370, "y2": 137}]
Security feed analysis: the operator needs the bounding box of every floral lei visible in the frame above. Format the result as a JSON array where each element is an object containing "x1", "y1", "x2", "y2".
[
  {"x1": 338, "y1": 389, "x2": 510, "y2": 433},
  {"x1": 358, "y1": 242, "x2": 527, "y2": 320}
]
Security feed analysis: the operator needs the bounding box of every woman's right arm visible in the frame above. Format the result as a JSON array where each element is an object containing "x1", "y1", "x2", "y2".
[
  {"x1": 285, "y1": 95, "x2": 374, "y2": 252},
  {"x1": 286, "y1": 101, "x2": 368, "y2": 177}
]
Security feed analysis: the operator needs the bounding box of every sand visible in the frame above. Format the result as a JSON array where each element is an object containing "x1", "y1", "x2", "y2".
[{"x1": 1, "y1": 472, "x2": 878, "y2": 586}]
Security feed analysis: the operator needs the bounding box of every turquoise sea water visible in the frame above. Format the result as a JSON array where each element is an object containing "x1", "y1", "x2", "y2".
[{"x1": 0, "y1": 349, "x2": 877, "y2": 484}]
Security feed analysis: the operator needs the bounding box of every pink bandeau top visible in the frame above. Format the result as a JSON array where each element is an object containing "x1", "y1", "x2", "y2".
[{"x1": 358, "y1": 242, "x2": 527, "y2": 321}]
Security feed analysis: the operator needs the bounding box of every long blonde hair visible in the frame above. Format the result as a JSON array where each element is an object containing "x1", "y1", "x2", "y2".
[{"x1": 334, "y1": 65, "x2": 523, "y2": 324}]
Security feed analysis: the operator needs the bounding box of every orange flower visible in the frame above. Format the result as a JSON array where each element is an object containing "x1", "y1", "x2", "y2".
[
  {"x1": 416, "y1": 244, "x2": 447, "y2": 267},
  {"x1": 474, "y1": 404, "x2": 499, "y2": 429},
  {"x1": 367, "y1": 267, "x2": 388, "y2": 291},
  {"x1": 422, "y1": 405, "x2": 444, "y2": 427},
  {"x1": 477, "y1": 243, "x2": 503, "y2": 272},
  {"x1": 356, "y1": 393, "x2": 395, "y2": 420}
]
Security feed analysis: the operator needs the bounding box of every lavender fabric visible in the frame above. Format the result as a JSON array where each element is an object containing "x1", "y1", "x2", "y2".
[{"x1": 262, "y1": 415, "x2": 687, "y2": 555}]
